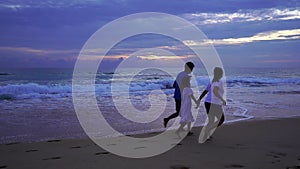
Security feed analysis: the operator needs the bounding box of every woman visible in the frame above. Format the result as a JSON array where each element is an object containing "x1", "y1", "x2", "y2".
[{"x1": 197, "y1": 67, "x2": 226, "y2": 142}]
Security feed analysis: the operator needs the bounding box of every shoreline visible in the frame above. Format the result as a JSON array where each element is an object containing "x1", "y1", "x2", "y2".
[
  {"x1": 1, "y1": 117, "x2": 300, "y2": 169},
  {"x1": 1, "y1": 82, "x2": 299, "y2": 145},
  {"x1": 1, "y1": 114, "x2": 300, "y2": 145}
]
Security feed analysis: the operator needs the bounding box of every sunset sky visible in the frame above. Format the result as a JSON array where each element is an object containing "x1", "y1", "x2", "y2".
[{"x1": 0, "y1": 0, "x2": 299, "y2": 68}]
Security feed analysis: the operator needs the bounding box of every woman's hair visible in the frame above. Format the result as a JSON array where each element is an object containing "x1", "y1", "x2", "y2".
[{"x1": 212, "y1": 67, "x2": 223, "y2": 82}]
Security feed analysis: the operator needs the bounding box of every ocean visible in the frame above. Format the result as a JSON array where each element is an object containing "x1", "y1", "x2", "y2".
[{"x1": 0, "y1": 67, "x2": 299, "y2": 143}]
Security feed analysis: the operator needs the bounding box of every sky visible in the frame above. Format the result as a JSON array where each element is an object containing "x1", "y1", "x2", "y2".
[{"x1": 0, "y1": 0, "x2": 299, "y2": 69}]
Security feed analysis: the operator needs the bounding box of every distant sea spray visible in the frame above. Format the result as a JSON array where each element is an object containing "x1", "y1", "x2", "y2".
[{"x1": 0, "y1": 75, "x2": 299, "y2": 100}]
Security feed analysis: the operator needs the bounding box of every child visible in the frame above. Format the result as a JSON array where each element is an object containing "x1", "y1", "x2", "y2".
[{"x1": 176, "y1": 76, "x2": 197, "y2": 136}]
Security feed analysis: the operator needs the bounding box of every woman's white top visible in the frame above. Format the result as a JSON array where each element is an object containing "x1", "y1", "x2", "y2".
[{"x1": 205, "y1": 80, "x2": 224, "y2": 105}]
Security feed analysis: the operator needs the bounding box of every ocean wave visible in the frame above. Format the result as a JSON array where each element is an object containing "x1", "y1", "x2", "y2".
[
  {"x1": 0, "y1": 79, "x2": 175, "y2": 99},
  {"x1": 0, "y1": 72, "x2": 12, "y2": 76},
  {"x1": 0, "y1": 83, "x2": 72, "y2": 99},
  {"x1": 0, "y1": 76, "x2": 299, "y2": 100},
  {"x1": 0, "y1": 94, "x2": 15, "y2": 100},
  {"x1": 226, "y1": 77, "x2": 300, "y2": 87},
  {"x1": 272, "y1": 91, "x2": 300, "y2": 94},
  {"x1": 129, "y1": 79, "x2": 174, "y2": 90}
]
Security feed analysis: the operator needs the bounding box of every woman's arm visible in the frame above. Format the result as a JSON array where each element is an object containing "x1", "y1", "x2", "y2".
[
  {"x1": 197, "y1": 83, "x2": 210, "y2": 103},
  {"x1": 196, "y1": 90, "x2": 208, "y2": 105},
  {"x1": 213, "y1": 86, "x2": 226, "y2": 105},
  {"x1": 198, "y1": 90, "x2": 208, "y2": 101}
]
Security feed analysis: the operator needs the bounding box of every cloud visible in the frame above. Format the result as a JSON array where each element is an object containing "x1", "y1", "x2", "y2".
[
  {"x1": 0, "y1": 46, "x2": 185, "y2": 61},
  {"x1": 260, "y1": 59, "x2": 300, "y2": 63},
  {"x1": 78, "y1": 54, "x2": 190, "y2": 61},
  {"x1": 137, "y1": 55, "x2": 189, "y2": 60},
  {"x1": 78, "y1": 54, "x2": 128, "y2": 61},
  {"x1": 0, "y1": 0, "x2": 105, "y2": 9},
  {"x1": 1, "y1": 0, "x2": 297, "y2": 13},
  {"x1": 183, "y1": 29, "x2": 300, "y2": 46},
  {"x1": 0, "y1": 46, "x2": 132, "y2": 61},
  {"x1": 182, "y1": 8, "x2": 300, "y2": 25},
  {"x1": 0, "y1": 4, "x2": 29, "y2": 10},
  {"x1": 0, "y1": 46, "x2": 77, "y2": 55},
  {"x1": 157, "y1": 45, "x2": 182, "y2": 50}
]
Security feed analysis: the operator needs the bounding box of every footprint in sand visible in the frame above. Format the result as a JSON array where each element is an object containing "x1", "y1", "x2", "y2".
[
  {"x1": 267, "y1": 151, "x2": 286, "y2": 164},
  {"x1": 25, "y1": 149, "x2": 38, "y2": 152},
  {"x1": 70, "y1": 146, "x2": 81, "y2": 149},
  {"x1": 224, "y1": 164, "x2": 244, "y2": 168},
  {"x1": 138, "y1": 140, "x2": 148, "y2": 143},
  {"x1": 107, "y1": 143, "x2": 117, "y2": 146},
  {"x1": 171, "y1": 143, "x2": 183, "y2": 146},
  {"x1": 271, "y1": 160, "x2": 281, "y2": 164},
  {"x1": 42, "y1": 157, "x2": 61, "y2": 160},
  {"x1": 47, "y1": 140, "x2": 61, "y2": 143},
  {"x1": 170, "y1": 164, "x2": 190, "y2": 169},
  {"x1": 5, "y1": 142, "x2": 19, "y2": 146},
  {"x1": 226, "y1": 143, "x2": 247, "y2": 150},
  {"x1": 235, "y1": 143, "x2": 246, "y2": 147},
  {"x1": 270, "y1": 151, "x2": 286, "y2": 157},
  {"x1": 95, "y1": 152, "x2": 110, "y2": 155}
]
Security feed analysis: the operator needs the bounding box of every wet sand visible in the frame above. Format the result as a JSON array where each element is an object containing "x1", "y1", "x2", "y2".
[{"x1": 1, "y1": 117, "x2": 300, "y2": 169}]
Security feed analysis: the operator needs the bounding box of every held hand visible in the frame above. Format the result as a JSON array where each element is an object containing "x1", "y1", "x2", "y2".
[
  {"x1": 196, "y1": 99, "x2": 200, "y2": 105},
  {"x1": 195, "y1": 100, "x2": 200, "y2": 109},
  {"x1": 222, "y1": 100, "x2": 227, "y2": 106}
]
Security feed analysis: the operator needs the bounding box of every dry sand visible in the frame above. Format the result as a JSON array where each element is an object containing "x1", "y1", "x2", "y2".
[{"x1": 1, "y1": 117, "x2": 300, "y2": 169}]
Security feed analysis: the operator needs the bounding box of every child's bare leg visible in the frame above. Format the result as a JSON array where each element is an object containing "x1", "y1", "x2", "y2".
[
  {"x1": 179, "y1": 123, "x2": 185, "y2": 131},
  {"x1": 187, "y1": 122, "x2": 193, "y2": 135},
  {"x1": 176, "y1": 123, "x2": 186, "y2": 133},
  {"x1": 187, "y1": 122, "x2": 191, "y2": 132},
  {"x1": 176, "y1": 123, "x2": 186, "y2": 138}
]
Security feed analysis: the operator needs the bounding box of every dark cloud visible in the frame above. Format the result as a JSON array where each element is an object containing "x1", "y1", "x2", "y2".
[{"x1": 0, "y1": 0, "x2": 299, "y2": 68}]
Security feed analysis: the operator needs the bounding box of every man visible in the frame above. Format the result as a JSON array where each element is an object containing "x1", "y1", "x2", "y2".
[{"x1": 163, "y1": 62, "x2": 195, "y2": 128}]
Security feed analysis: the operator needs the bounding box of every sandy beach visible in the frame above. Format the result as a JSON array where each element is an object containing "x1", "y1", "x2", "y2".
[
  {"x1": 1, "y1": 0, "x2": 300, "y2": 168},
  {"x1": 1, "y1": 117, "x2": 300, "y2": 169}
]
